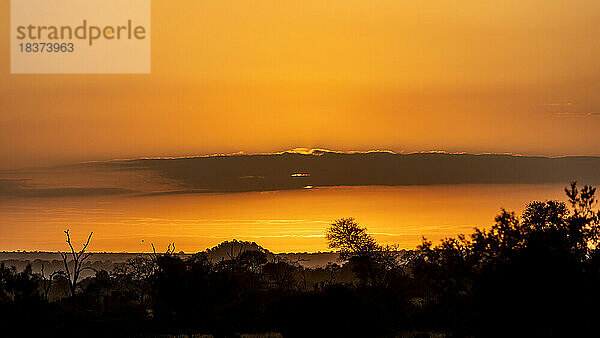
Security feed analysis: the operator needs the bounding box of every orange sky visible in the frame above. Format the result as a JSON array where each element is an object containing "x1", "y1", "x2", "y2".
[{"x1": 2, "y1": 0, "x2": 600, "y2": 169}]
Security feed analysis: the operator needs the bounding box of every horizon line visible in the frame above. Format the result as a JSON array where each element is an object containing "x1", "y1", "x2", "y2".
[{"x1": 78, "y1": 147, "x2": 600, "y2": 165}]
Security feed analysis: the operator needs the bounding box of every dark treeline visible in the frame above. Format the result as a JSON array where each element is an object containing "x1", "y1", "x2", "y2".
[{"x1": 1, "y1": 182, "x2": 600, "y2": 337}]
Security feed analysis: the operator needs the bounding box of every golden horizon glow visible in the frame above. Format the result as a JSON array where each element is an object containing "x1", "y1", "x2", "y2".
[{"x1": 0, "y1": 184, "x2": 569, "y2": 253}]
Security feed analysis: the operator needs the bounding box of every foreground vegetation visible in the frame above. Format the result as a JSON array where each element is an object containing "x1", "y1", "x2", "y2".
[{"x1": 1, "y1": 182, "x2": 600, "y2": 337}]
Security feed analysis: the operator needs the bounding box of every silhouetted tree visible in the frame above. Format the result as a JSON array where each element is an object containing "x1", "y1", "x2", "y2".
[
  {"x1": 263, "y1": 256, "x2": 303, "y2": 290},
  {"x1": 40, "y1": 264, "x2": 60, "y2": 301},
  {"x1": 411, "y1": 182, "x2": 600, "y2": 335},
  {"x1": 0, "y1": 264, "x2": 41, "y2": 303},
  {"x1": 326, "y1": 218, "x2": 378, "y2": 259},
  {"x1": 326, "y1": 218, "x2": 402, "y2": 287},
  {"x1": 57, "y1": 230, "x2": 95, "y2": 297}
]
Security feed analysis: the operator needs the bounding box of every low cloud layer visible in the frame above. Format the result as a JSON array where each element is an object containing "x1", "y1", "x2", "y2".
[
  {"x1": 110, "y1": 151, "x2": 600, "y2": 194},
  {"x1": 3, "y1": 151, "x2": 600, "y2": 198}
]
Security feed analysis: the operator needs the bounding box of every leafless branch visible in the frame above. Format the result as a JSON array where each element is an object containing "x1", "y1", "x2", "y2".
[{"x1": 58, "y1": 230, "x2": 94, "y2": 297}]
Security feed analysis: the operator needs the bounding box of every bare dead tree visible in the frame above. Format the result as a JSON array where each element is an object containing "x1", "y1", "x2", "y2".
[
  {"x1": 152, "y1": 242, "x2": 176, "y2": 258},
  {"x1": 58, "y1": 230, "x2": 96, "y2": 297},
  {"x1": 40, "y1": 264, "x2": 60, "y2": 300}
]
